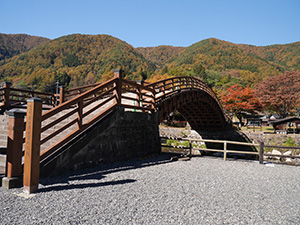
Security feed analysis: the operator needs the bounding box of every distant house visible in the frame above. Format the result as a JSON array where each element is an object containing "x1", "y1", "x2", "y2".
[{"x1": 269, "y1": 117, "x2": 300, "y2": 134}]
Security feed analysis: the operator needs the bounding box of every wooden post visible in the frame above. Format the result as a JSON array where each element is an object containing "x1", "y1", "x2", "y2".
[
  {"x1": 189, "y1": 140, "x2": 192, "y2": 157},
  {"x1": 259, "y1": 142, "x2": 264, "y2": 164},
  {"x1": 2, "y1": 81, "x2": 11, "y2": 110},
  {"x1": 113, "y1": 69, "x2": 122, "y2": 106},
  {"x1": 77, "y1": 99, "x2": 83, "y2": 130},
  {"x1": 23, "y1": 98, "x2": 42, "y2": 194},
  {"x1": 138, "y1": 88, "x2": 143, "y2": 112},
  {"x1": 224, "y1": 141, "x2": 227, "y2": 161},
  {"x1": 151, "y1": 90, "x2": 156, "y2": 111},
  {"x1": 59, "y1": 85, "x2": 65, "y2": 105},
  {"x1": 2, "y1": 109, "x2": 26, "y2": 189}
]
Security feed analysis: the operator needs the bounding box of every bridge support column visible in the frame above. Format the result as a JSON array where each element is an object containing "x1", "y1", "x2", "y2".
[
  {"x1": 23, "y1": 98, "x2": 42, "y2": 194},
  {"x1": 2, "y1": 109, "x2": 26, "y2": 189}
]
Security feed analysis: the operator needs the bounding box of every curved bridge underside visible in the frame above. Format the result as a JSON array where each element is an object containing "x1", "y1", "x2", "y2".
[
  {"x1": 157, "y1": 90, "x2": 228, "y2": 131},
  {"x1": 147, "y1": 77, "x2": 230, "y2": 131}
]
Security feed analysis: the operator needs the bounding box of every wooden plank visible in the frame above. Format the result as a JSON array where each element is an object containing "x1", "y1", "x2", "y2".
[
  {"x1": 120, "y1": 79, "x2": 155, "y2": 93},
  {"x1": 82, "y1": 87, "x2": 115, "y2": 108},
  {"x1": 40, "y1": 117, "x2": 77, "y2": 145},
  {"x1": 41, "y1": 77, "x2": 118, "y2": 121},
  {"x1": 82, "y1": 95, "x2": 115, "y2": 118},
  {"x1": 264, "y1": 145, "x2": 300, "y2": 150},
  {"x1": 263, "y1": 153, "x2": 300, "y2": 158},
  {"x1": 40, "y1": 104, "x2": 116, "y2": 161},
  {"x1": 41, "y1": 107, "x2": 78, "y2": 133},
  {"x1": 9, "y1": 88, "x2": 55, "y2": 97},
  {"x1": 183, "y1": 138, "x2": 259, "y2": 147}
]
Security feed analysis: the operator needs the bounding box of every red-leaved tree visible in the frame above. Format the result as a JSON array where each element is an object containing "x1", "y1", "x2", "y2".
[
  {"x1": 221, "y1": 84, "x2": 262, "y2": 126},
  {"x1": 255, "y1": 71, "x2": 300, "y2": 118}
]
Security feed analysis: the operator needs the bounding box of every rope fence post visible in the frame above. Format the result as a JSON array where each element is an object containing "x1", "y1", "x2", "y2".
[{"x1": 23, "y1": 97, "x2": 42, "y2": 194}]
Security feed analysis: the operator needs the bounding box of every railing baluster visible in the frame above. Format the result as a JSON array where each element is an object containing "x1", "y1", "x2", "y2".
[
  {"x1": 59, "y1": 85, "x2": 65, "y2": 105},
  {"x1": 77, "y1": 99, "x2": 83, "y2": 130},
  {"x1": 113, "y1": 69, "x2": 122, "y2": 106},
  {"x1": 224, "y1": 141, "x2": 227, "y2": 161}
]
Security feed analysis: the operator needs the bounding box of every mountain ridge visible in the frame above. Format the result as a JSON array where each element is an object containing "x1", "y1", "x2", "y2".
[
  {"x1": 0, "y1": 33, "x2": 299, "y2": 92},
  {"x1": 0, "y1": 33, "x2": 50, "y2": 63}
]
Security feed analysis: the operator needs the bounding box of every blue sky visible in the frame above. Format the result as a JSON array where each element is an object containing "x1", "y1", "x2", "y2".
[{"x1": 1, "y1": 0, "x2": 299, "y2": 47}]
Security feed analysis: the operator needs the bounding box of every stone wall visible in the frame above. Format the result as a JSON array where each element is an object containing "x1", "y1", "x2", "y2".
[{"x1": 40, "y1": 107, "x2": 161, "y2": 177}]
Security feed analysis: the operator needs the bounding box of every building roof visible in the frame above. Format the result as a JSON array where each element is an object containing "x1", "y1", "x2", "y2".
[{"x1": 269, "y1": 117, "x2": 300, "y2": 126}]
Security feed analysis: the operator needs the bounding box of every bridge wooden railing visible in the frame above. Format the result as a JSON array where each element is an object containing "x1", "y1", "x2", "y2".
[
  {"x1": 146, "y1": 76, "x2": 230, "y2": 122},
  {"x1": 146, "y1": 76, "x2": 216, "y2": 102},
  {"x1": 4, "y1": 69, "x2": 156, "y2": 193},
  {"x1": 0, "y1": 81, "x2": 104, "y2": 110},
  {"x1": 4, "y1": 73, "x2": 231, "y2": 193},
  {"x1": 0, "y1": 82, "x2": 56, "y2": 110},
  {"x1": 55, "y1": 82, "x2": 103, "y2": 104},
  {"x1": 39, "y1": 75, "x2": 155, "y2": 162}
]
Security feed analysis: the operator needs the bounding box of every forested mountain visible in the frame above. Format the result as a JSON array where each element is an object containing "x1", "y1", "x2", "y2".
[
  {"x1": 137, "y1": 46, "x2": 185, "y2": 68},
  {"x1": 237, "y1": 42, "x2": 300, "y2": 71},
  {"x1": 0, "y1": 34, "x2": 155, "y2": 92},
  {"x1": 0, "y1": 33, "x2": 50, "y2": 63},
  {"x1": 0, "y1": 33, "x2": 299, "y2": 93},
  {"x1": 146, "y1": 38, "x2": 299, "y2": 91}
]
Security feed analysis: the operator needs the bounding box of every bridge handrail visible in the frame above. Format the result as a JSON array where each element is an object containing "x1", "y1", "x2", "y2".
[
  {"x1": 0, "y1": 87, "x2": 4, "y2": 106},
  {"x1": 61, "y1": 82, "x2": 103, "y2": 100},
  {"x1": 146, "y1": 76, "x2": 229, "y2": 122},
  {"x1": 147, "y1": 76, "x2": 216, "y2": 100},
  {"x1": 0, "y1": 84, "x2": 56, "y2": 109},
  {"x1": 38, "y1": 76, "x2": 155, "y2": 161},
  {"x1": 5, "y1": 73, "x2": 230, "y2": 193}
]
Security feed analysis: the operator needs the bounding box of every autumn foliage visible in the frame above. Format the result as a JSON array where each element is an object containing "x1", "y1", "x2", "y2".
[
  {"x1": 221, "y1": 85, "x2": 262, "y2": 125},
  {"x1": 255, "y1": 71, "x2": 300, "y2": 117},
  {"x1": 1, "y1": 34, "x2": 300, "y2": 96}
]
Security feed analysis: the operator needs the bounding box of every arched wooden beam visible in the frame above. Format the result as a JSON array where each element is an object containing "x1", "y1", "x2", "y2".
[{"x1": 146, "y1": 77, "x2": 230, "y2": 131}]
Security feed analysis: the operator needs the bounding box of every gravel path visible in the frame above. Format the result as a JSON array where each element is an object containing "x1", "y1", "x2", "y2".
[{"x1": 1, "y1": 154, "x2": 300, "y2": 224}]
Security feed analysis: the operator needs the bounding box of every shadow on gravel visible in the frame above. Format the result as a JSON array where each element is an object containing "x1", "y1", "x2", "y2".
[
  {"x1": 38, "y1": 179, "x2": 136, "y2": 193},
  {"x1": 38, "y1": 153, "x2": 176, "y2": 193}
]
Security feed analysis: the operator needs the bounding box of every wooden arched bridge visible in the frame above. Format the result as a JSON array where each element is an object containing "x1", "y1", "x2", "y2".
[
  {"x1": 0, "y1": 69, "x2": 231, "y2": 193},
  {"x1": 146, "y1": 77, "x2": 230, "y2": 130}
]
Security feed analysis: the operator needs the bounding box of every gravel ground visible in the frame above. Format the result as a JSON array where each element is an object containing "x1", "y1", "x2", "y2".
[{"x1": 0, "y1": 154, "x2": 300, "y2": 224}]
